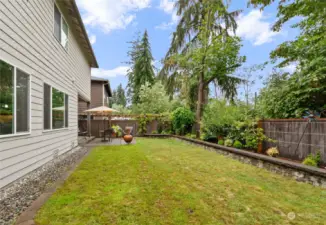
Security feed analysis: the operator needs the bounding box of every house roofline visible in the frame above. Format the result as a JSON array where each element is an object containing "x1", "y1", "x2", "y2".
[
  {"x1": 91, "y1": 76, "x2": 112, "y2": 97},
  {"x1": 64, "y1": 0, "x2": 99, "y2": 68}
]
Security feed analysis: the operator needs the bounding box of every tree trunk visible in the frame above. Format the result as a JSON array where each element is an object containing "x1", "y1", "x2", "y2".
[{"x1": 196, "y1": 72, "x2": 205, "y2": 138}]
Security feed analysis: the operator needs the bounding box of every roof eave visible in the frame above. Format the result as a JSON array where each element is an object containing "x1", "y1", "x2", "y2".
[{"x1": 69, "y1": 0, "x2": 99, "y2": 68}]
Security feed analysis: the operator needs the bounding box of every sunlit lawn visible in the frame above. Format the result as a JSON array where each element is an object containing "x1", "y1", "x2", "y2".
[{"x1": 36, "y1": 138, "x2": 326, "y2": 225}]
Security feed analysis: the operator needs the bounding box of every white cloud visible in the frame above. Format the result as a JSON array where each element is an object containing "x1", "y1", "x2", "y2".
[
  {"x1": 236, "y1": 10, "x2": 281, "y2": 46},
  {"x1": 76, "y1": 0, "x2": 151, "y2": 33},
  {"x1": 283, "y1": 63, "x2": 297, "y2": 73},
  {"x1": 89, "y1": 35, "x2": 96, "y2": 44},
  {"x1": 156, "y1": 0, "x2": 179, "y2": 30},
  {"x1": 92, "y1": 66, "x2": 130, "y2": 78},
  {"x1": 159, "y1": 0, "x2": 174, "y2": 14}
]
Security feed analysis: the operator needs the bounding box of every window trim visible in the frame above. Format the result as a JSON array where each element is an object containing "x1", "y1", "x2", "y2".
[
  {"x1": 0, "y1": 58, "x2": 31, "y2": 139},
  {"x1": 53, "y1": 2, "x2": 69, "y2": 51},
  {"x1": 43, "y1": 83, "x2": 69, "y2": 131}
]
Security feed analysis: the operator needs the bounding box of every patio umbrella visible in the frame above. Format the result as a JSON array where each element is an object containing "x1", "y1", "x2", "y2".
[{"x1": 84, "y1": 106, "x2": 119, "y2": 136}]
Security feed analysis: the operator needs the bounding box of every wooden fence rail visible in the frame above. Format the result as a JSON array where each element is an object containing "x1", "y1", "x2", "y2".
[{"x1": 261, "y1": 119, "x2": 326, "y2": 164}]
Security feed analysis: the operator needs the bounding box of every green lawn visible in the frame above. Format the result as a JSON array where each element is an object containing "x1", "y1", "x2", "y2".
[{"x1": 36, "y1": 138, "x2": 326, "y2": 225}]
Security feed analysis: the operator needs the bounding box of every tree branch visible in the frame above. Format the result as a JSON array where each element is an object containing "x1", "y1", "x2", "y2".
[{"x1": 204, "y1": 63, "x2": 242, "y2": 85}]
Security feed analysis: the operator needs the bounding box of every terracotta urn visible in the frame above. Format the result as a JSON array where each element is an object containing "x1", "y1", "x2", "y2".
[{"x1": 123, "y1": 134, "x2": 133, "y2": 144}]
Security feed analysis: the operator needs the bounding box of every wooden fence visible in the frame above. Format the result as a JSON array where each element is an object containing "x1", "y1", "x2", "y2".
[{"x1": 261, "y1": 119, "x2": 326, "y2": 164}]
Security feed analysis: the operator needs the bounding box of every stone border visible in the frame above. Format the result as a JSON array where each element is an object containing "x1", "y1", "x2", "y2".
[
  {"x1": 145, "y1": 134, "x2": 326, "y2": 188},
  {"x1": 0, "y1": 146, "x2": 90, "y2": 225}
]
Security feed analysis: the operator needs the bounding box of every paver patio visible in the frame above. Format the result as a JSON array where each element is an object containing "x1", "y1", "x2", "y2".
[{"x1": 36, "y1": 138, "x2": 326, "y2": 225}]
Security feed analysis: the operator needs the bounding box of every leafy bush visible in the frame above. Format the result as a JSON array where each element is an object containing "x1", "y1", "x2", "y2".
[
  {"x1": 171, "y1": 107, "x2": 195, "y2": 135},
  {"x1": 224, "y1": 139, "x2": 233, "y2": 147},
  {"x1": 133, "y1": 82, "x2": 171, "y2": 114},
  {"x1": 302, "y1": 151, "x2": 321, "y2": 167},
  {"x1": 112, "y1": 125, "x2": 122, "y2": 136},
  {"x1": 266, "y1": 147, "x2": 279, "y2": 157},
  {"x1": 218, "y1": 140, "x2": 224, "y2": 145},
  {"x1": 151, "y1": 130, "x2": 158, "y2": 134},
  {"x1": 202, "y1": 99, "x2": 247, "y2": 138},
  {"x1": 138, "y1": 115, "x2": 152, "y2": 135},
  {"x1": 233, "y1": 140, "x2": 243, "y2": 149},
  {"x1": 302, "y1": 157, "x2": 318, "y2": 167},
  {"x1": 160, "y1": 130, "x2": 171, "y2": 135}
]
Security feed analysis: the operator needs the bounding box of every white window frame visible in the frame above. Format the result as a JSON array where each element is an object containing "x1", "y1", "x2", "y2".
[
  {"x1": 53, "y1": 2, "x2": 69, "y2": 51},
  {"x1": 0, "y1": 58, "x2": 31, "y2": 139},
  {"x1": 43, "y1": 83, "x2": 69, "y2": 132}
]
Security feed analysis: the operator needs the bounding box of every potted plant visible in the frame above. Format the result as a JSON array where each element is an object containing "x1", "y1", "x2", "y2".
[{"x1": 112, "y1": 125, "x2": 121, "y2": 138}]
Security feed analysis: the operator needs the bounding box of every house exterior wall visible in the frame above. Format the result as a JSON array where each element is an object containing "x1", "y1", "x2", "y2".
[
  {"x1": 0, "y1": 0, "x2": 92, "y2": 188},
  {"x1": 90, "y1": 81, "x2": 104, "y2": 108}
]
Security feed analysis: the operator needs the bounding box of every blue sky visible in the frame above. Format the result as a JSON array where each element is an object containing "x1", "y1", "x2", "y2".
[{"x1": 76, "y1": 0, "x2": 299, "y2": 98}]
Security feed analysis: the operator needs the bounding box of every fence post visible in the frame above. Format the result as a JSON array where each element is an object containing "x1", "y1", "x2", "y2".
[{"x1": 258, "y1": 120, "x2": 263, "y2": 153}]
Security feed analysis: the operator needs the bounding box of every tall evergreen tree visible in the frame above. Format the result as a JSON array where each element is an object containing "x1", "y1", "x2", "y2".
[
  {"x1": 109, "y1": 84, "x2": 127, "y2": 107},
  {"x1": 127, "y1": 30, "x2": 155, "y2": 104},
  {"x1": 160, "y1": 0, "x2": 243, "y2": 136},
  {"x1": 116, "y1": 84, "x2": 127, "y2": 107}
]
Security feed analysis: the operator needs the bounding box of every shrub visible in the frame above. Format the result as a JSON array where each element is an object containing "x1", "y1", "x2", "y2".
[
  {"x1": 302, "y1": 157, "x2": 318, "y2": 167},
  {"x1": 233, "y1": 140, "x2": 243, "y2": 149},
  {"x1": 218, "y1": 140, "x2": 224, "y2": 145},
  {"x1": 160, "y1": 130, "x2": 171, "y2": 135},
  {"x1": 171, "y1": 107, "x2": 195, "y2": 135},
  {"x1": 266, "y1": 147, "x2": 279, "y2": 157},
  {"x1": 151, "y1": 130, "x2": 158, "y2": 134},
  {"x1": 224, "y1": 139, "x2": 233, "y2": 147},
  {"x1": 302, "y1": 151, "x2": 321, "y2": 167}
]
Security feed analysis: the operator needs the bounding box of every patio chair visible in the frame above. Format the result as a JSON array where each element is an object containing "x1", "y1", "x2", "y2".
[{"x1": 78, "y1": 123, "x2": 88, "y2": 138}]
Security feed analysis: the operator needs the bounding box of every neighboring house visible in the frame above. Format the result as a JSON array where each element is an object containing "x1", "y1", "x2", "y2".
[
  {"x1": 0, "y1": 0, "x2": 98, "y2": 188},
  {"x1": 78, "y1": 76, "x2": 113, "y2": 114}
]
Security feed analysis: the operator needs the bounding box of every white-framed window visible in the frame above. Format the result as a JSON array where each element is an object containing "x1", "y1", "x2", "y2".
[
  {"x1": 0, "y1": 59, "x2": 31, "y2": 137},
  {"x1": 44, "y1": 84, "x2": 69, "y2": 130},
  {"x1": 54, "y1": 3, "x2": 68, "y2": 50}
]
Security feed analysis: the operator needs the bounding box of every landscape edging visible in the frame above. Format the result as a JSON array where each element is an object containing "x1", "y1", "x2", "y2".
[{"x1": 144, "y1": 134, "x2": 326, "y2": 188}]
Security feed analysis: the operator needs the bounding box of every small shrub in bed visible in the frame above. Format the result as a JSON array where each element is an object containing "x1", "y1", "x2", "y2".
[
  {"x1": 302, "y1": 151, "x2": 321, "y2": 167},
  {"x1": 266, "y1": 147, "x2": 279, "y2": 157},
  {"x1": 233, "y1": 140, "x2": 243, "y2": 149},
  {"x1": 218, "y1": 140, "x2": 224, "y2": 145},
  {"x1": 224, "y1": 139, "x2": 233, "y2": 147}
]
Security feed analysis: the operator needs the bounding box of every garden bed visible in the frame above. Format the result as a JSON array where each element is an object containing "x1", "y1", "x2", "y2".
[{"x1": 145, "y1": 134, "x2": 326, "y2": 187}]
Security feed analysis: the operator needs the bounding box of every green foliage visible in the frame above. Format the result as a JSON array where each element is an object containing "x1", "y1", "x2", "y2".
[
  {"x1": 251, "y1": 0, "x2": 326, "y2": 118},
  {"x1": 111, "y1": 104, "x2": 131, "y2": 115},
  {"x1": 0, "y1": 109, "x2": 12, "y2": 115},
  {"x1": 133, "y1": 82, "x2": 170, "y2": 114},
  {"x1": 160, "y1": 1, "x2": 245, "y2": 134},
  {"x1": 127, "y1": 31, "x2": 155, "y2": 104},
  {"x1": 217, "y1": 140, "x2": 224, "y2": 146},
  {"x1": 138, "y1": 115, "x2": 152, "y2": 135},
  {"x1": 171, "y1": 107, "x2": 195, "y2": 135},
  {"x1": 202, "y1": 99, "x2": 247, "y2": 137},
  {"x1": 302, "y1": 157, "x2": 318, "y2": 167},
  {"x1": 302, "y1": 151, "x2": 322, "y2": 167},
  {"x1": 257, "y1": 70, "x2": 326, "y2": 118},
  {"x1": 233, "y1": 140, "x2": 243, "y2": 149},
  {"x1": 224, "y1": 139, "x2": 233, "y2": 147},
  {"x1": 151, "y1": 130, "x2": 158, "y2": 134},
  {"x1": 110, "y1": 84, "x2": 126, "y2": 107},
  {"x1": 112, "y1": 125, "x2": 122, "y2": 136},
  {"x1": 185, "y1": 133, "x2": 196, "y2": 139}
]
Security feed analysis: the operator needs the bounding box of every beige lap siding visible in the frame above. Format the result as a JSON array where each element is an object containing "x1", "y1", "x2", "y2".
[{"x1": 0, "y1": 0, "x2": 91, "y2": 188}]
